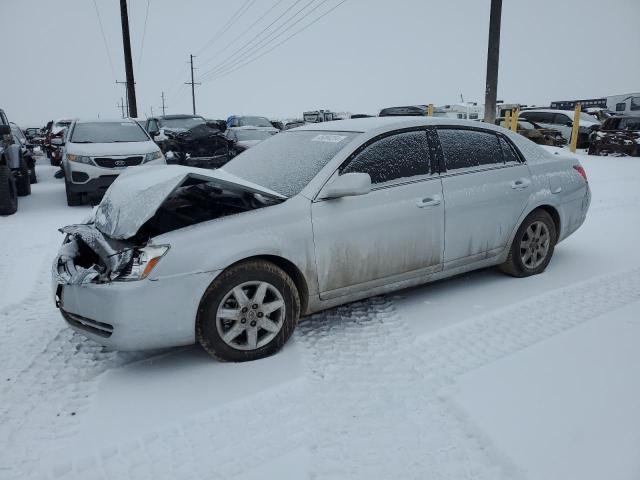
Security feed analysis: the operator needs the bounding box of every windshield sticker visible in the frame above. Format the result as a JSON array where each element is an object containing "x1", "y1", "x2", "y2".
[{"x1": 311, "y1": 134, "x2": 347, "y2": 143}]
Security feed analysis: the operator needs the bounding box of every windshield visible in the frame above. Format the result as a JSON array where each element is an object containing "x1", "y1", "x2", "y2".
[
  {"x1": 235, "y1": 130, "x2": 276, "y2": 141},
  {"x1": 161, "y1": 117, "x2": 206, "y2": 129},
  {"x1": 619, "y1": 117, "x2": 640, "y2": 130},
  {"x1": 237, "y1": 116, "x2": 272, "y2": 127},
  {"x1": 223, "y1": 130, "x2": 357, "y2": 197},
  {"x1": 71, "y1": 122, "x2": 149, "y2": 143},
  {"x1": 579, "y1": 112, "x2": 599, "y2": 123}
]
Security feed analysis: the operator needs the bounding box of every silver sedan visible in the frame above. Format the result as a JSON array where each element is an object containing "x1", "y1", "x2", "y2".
[{"x1": 53, "y1": 117, "x2": 591, "y2": 361}]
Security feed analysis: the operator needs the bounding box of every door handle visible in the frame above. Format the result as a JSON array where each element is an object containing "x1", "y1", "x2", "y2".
[
  {"x1": 416, "y1": 195, "x2": 441, "y2": 208},
  {"x1": 511, "y1": 178, "x2": 531, "y2": 190}
]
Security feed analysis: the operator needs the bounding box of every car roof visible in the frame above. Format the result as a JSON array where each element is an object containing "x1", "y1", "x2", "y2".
[
  {"x1": 292, "y1": 116, "x2": 503, "y2": 133},
  {"x1": 75, "y1": 118, "x2": 139, "y2": 124},
  {"x1": 158, "y1": 114, "x2": 204, "y2": 120}
]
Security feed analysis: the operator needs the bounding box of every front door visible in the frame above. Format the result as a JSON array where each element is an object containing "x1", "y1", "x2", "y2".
[{"x1": 311, "y1": 129, "x2": 444, "y2": 299}]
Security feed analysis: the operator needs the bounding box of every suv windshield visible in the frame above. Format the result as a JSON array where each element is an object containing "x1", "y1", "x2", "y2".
[
  {"x1": 160, "y1": 117, "x2": 206, "y2": 130},
  {"x1": 71, "y1": 122, "x2": 149, "y2": 143},
  {"x1": 235, "y1": 130, "x2": 276, "y2": 141},
  {"x1": 223, "y1": 130, "x2": 357, "y2": 197},
  {"x1": 236, "y1": 116, "x2": 272, "y2": 127}
]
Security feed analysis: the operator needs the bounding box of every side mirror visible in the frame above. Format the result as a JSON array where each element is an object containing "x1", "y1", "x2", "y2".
[
  {"x1": 51, "y1": 137, "x2": 64, "y2": 146},
  {"x1": 0, "y1": 125, "x2": 10, "y2": 136},
  {"x1": 318, "y1": 172, "x2": 371, "y2": 200},
  {"x1": 565, "y1": 121, "x2": 573, "y2": 127},
  {"x1": 149, "y1": 129, "x2": 159, "y2": 138}
]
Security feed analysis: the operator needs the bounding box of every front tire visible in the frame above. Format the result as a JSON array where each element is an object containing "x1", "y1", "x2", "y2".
[
  {"x1": 16, "y1": 157, "x2": 31, "y2": 197},
  {"x1": 65, "y1": 180, "x2": 83, "y2": 206},
  {"x1": 499, "y1": 209, "x2": 557, "y2": 277},
  {"x1": 196, "y1": 260, "x2": 300, "y2": 362},
  {"x1": 0, "y1": 164, "x2": 18, "y2": 215}
]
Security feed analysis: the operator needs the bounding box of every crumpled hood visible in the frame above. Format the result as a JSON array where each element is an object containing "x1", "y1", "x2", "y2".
[{"x1": 94, "y1": 165, "x2": 286, "y2": 240}]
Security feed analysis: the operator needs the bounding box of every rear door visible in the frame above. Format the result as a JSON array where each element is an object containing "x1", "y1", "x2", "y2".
[
  {"x1": 311, "y1": 129, "x2": 444, "y2": 298},
  {"x1": 436, "y1": 127, "x2": 532, "y2": 267}
]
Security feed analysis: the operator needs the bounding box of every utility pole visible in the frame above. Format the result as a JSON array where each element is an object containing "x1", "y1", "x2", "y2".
[
  {"x1": 483, "y1": 0, "x2": 502, "y2": 124},
  {"x1": 119, "y1": 0, "x2": 137, "y2": 118},
  {"x1": 161, "y1": 91, "x2": 167, "y2": 116},
  {"x1": 117, "y1": 97, "x2": 126, "y2": 118},
  {"x1": 185, "y1": 54, "x2": 201, "y2": 115}
]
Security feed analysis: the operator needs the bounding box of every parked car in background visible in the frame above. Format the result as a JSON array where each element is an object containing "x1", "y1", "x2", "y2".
[
  {"x1": 10, "y1": 123, "x2": 37, "y2": 184},
  {"x1": 44, "y1": 118, "x2": 72, "y2": 166},
  {"x1": 0, "y1": 109, "x2": 31, "y2": 215},
  {"x1": 302, "y1": 110, "x2": 338, "y2": 123},
  {"x1": 495, "y1": 117, "x2": 566, "y2": 146},
  {"x1": 584, "y1": 107, "x2": 617, "y2": 122},
  {"x1": 54, "y1": 117, "x2": 590, "y2": 362},
  {"x1": 588, "y1": 115, "x2": 640, "y2": 157},
  {"x1": 283, "y1": 120, "x2": 306, "y2": 130},
  {"x1": 519, "y1": 109, "x2": 600, "y2": 148},
  {"x1": 61, "y1": 118, "x2": 165, "y2": 206},
  {"x1": 145, "y1": 114, "x2": 229, "y2": 168},
  {"x1": 225, "y1": 116, "x2": 278, "y2": 156},
  {"x1": 23, "y1": 127, "x2": 42, "y2": 142},
  {"x1": 270, "y1": 120, "x2": 284, "y2": 130}
]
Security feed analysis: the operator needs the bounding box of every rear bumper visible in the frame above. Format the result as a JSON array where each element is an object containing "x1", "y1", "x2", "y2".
[{"x1": 55, "y1": 270, "x2": 221, "y2": 350}]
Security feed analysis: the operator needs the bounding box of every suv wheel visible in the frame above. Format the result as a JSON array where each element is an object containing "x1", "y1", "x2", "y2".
[
  {"x1": 196, "y1": 260, "x2": 300, "y2": 362},
  {"x1": 16, "y1": 157, "x2": 31, "y2": 197},
  {"x1": 65, "y1": 180, "x2": 83, "y2": 206},
  {"x1": 0, "y1": 164, "x2": 18, "y2": 215}
]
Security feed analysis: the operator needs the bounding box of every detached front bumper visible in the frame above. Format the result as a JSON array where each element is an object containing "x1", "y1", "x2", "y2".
[{"x1": 54, "y1": 270, "x2": 221, "y2": 350}]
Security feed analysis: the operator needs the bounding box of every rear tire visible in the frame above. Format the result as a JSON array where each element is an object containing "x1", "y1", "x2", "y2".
[
  {"x1": 0, "y1": 164, "x2": 18, "y2": 215},
  {"x1": 499, "y1": 209, "x2": 557, "y2": 278},
  {"x1": 65, "y1": 180, "x2": 83, "y2": 206},
  {"x1": 16, "y1": 157, "x2": 31, "y2": 197},
  {"x1": 196, "y1": 260, "x2": 300, "y2": 362}
]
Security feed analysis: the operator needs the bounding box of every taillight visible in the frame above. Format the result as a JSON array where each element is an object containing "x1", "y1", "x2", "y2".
[{"x1": 573, "y1": 165, "x2": 588, "y2": 182}]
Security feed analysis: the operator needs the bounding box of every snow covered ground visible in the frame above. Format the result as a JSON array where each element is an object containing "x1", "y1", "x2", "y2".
[{"x1": 1, "y1": 151, "x2": 639, "y2": 479}]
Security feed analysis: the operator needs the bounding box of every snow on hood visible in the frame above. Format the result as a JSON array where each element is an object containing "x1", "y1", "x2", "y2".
[
  {"x1": 67, "y1": 140, "x2": 158, "y2": 157},
  {"x1": 94, "y1": 165, "x2": 286, "y2": 240}
]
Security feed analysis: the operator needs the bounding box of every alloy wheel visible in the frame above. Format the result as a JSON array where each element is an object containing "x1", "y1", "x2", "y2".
[{"x1": 519, "y1": 220, "x2": 551, "y2": 269}]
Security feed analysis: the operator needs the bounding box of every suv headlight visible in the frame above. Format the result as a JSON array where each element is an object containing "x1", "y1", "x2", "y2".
[
  {"x1": 116, "y1": 245, "x2": 169, "y2": 281},
  {"x1": 67, "y1": 154, "x2": 93, "y2": 165},
  {"x1": 144, "y1": 150, "x2": 164, "y2": 163}
]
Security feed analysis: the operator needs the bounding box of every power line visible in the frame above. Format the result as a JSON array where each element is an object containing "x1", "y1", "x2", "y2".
[
  {"x1": 92, "y1": 0, "x2": 117, "y2": 80},
  {"x1": 203, "y1": 0, "x2": 327, "y2": 81},
  {"x1": 205, "y1": 0, "x2": 348, "y2": 82},
  {"x1": 194, "y1": 0, "x2": 256, "y2": 56},
  {"x1": 198, "y1": 0, "x2": 305, "y2": 80},
  {"x1": 199, "y1": 0, "x2": 286, "y2": 69},
  {"x1": 137, "y1": 0, "x2": 151, "y2": 67}
]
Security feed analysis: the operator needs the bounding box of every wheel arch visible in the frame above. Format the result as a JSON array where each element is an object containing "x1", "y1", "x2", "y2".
[
  {"x1": 534, "y1": 204, "x2": 561, "y2": 239},
  {"x1": 223, "y1": 255, "x2": 310, "y2": 315}
]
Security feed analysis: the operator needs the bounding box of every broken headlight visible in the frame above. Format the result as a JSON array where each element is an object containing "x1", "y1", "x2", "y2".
[
  {"x1": 116, "y1": 245, "x2": 170, "y2": 281},
  {"x1": 144, "y1": 150, "x2": 164, "y2": 163}
]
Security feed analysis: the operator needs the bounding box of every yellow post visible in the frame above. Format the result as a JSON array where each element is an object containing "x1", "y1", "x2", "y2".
[
  {"x1": 504, "y1": 109, "x2": 511, "y2": 129},
  {"x1": 569, "y1": 103, "x2": 581, "y2": 153},
  {"x1": 427, "y1": 104, "x2": 434, "y2": 117},
  {"x1": 511, "y1": 106, "x2": 520, "y2": 132}
]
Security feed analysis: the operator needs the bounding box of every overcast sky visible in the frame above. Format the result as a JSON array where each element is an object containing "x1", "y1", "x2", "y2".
[{"x1": 1, "y1": 0, "x2": 639, "y2": 126}]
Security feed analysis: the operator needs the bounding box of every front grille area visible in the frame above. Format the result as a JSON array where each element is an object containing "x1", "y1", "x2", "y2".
[
  {"x1": 93, "y1": 156, "x2": 143, "y2": 168},
  {"x1": 61, "y1": 309, "x2": 114, "y2": 338},
  {"x1": 71, "y1": 171, "x2": 89, "y2": 182}
]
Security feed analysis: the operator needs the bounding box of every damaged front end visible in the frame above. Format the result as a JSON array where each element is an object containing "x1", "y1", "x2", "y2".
[
  {"x1": 53, "y1": 165, "x2": 285, "y2": 288},
  {"x1": 161, "y1": 124, "x2": 229, "y2": 168},
  {"x1": 589, "y1": 130, "x2": 640, "y2": 157}
]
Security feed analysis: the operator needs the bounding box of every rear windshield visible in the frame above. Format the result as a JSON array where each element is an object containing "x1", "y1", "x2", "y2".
[
  {"x1": 235, "y1": 116, "x2": 272, "y2": 127},
  {"x1": 71, "y1": 122, "x2": 149, "y2": 143},
  {"x1": 223, "y1": 130, "x2": 357, "y2": 197}
]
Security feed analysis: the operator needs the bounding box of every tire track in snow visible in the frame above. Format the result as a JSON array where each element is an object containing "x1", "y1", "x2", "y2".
[{"x1": 4, "y1": 267, "x2": 640, "y2": 479}]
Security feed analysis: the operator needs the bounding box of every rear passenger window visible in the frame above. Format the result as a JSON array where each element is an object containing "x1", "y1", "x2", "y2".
[
  {"x1": 438, "y1": 128, "x2": 502, "y2": 170},
  {"x1": 499, "y1": 137, "x2": 520, "y2": 163},
  {"x1": 341, "y1": 130, "x2": 430, "y2": 184}
]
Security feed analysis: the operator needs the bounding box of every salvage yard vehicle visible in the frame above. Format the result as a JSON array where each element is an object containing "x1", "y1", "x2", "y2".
[
  {"x1": 303, "y1": 110, "x2": 338, "y2": 123},
  {"x1": 44, "y1": 118, "x2": 72, "y2": 166},
  {"x1": 1, "y1": 108, "x2": 33, "y2": 215},
  {"x1": 588, "y1": 115, "x2": 640, "y2": 156},
  {"x1": 61, "y1": 118, "x2": 166, "y2": 206},
  {"x1": 53, "y1": 117, "x2": 591, "y2": 362},
  {"x1": 495, "y1": 117, "x2": 567, "y2": 146},
  {"x1": 145, "y1": 114, "x2": 229, "y2": 168},
  {"x1": 10, "y1": 123, "x2": 37, "y2": 184},
  {"x1": 225, "y1": 116, "x2": 278, "y2": 156},
  {"x1": 519, "y1": 109, "x2": 599, "y2": 148}
]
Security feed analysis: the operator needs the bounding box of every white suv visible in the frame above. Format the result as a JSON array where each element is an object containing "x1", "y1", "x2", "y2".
[{"x1": 61, "y1": 119, "x2": 165, "y2": 206}]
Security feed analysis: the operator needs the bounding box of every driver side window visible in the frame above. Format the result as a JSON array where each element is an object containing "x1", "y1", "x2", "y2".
[{"x1": 341, "y1": 130, "x2": 431, "y2": 185}]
